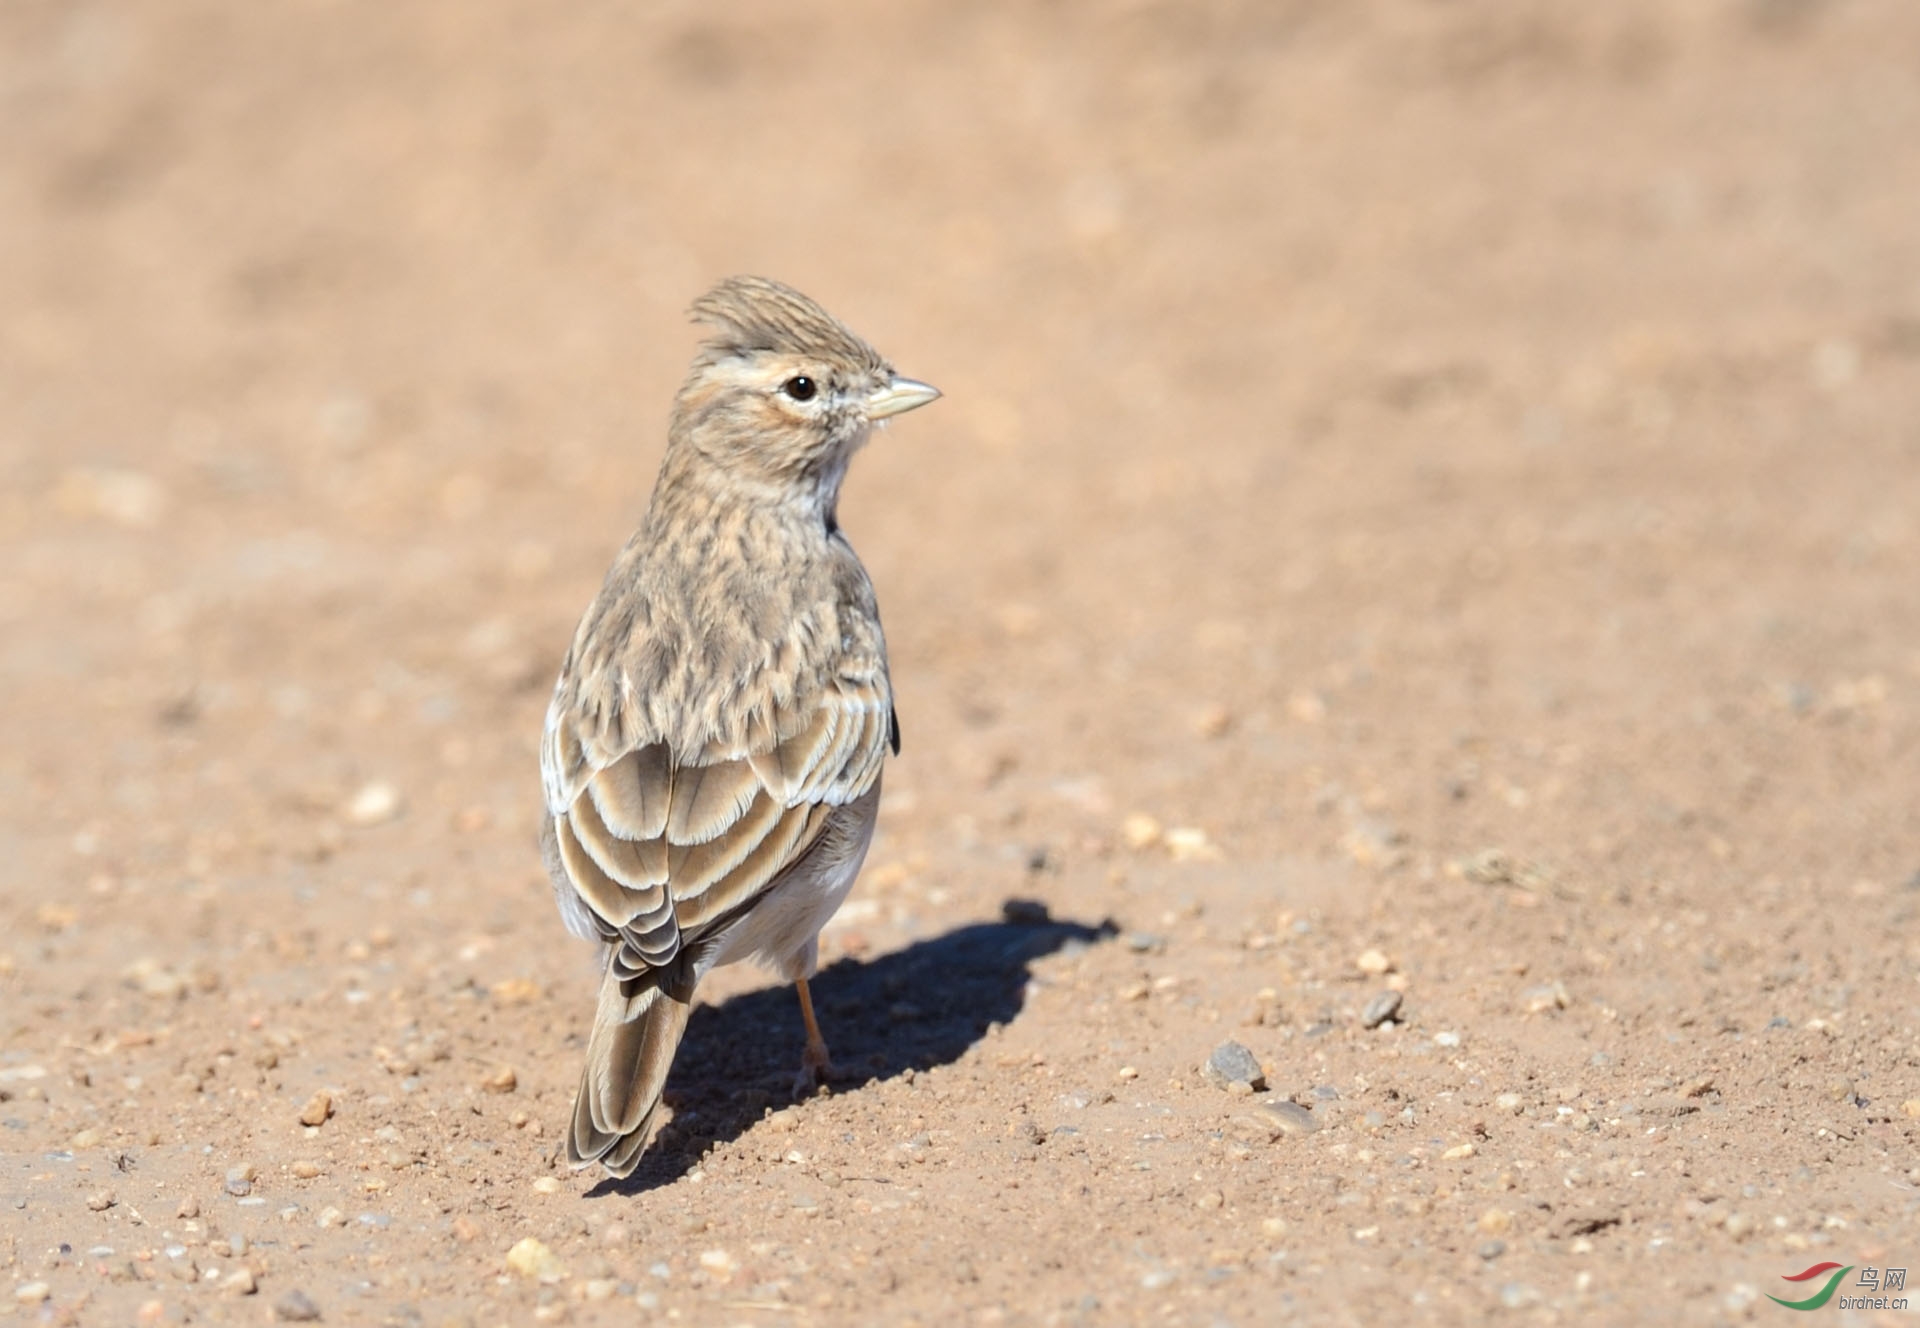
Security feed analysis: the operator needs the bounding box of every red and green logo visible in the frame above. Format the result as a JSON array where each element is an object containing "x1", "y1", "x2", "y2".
[{"x1": 1768, "y1": 1263, "x2": 1853, "y2": 1311}]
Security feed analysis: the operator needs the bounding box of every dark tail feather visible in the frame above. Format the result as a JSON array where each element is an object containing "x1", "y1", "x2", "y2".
[{"x1": 567, "y1": 953, "x2": 698, "y2": 1177}]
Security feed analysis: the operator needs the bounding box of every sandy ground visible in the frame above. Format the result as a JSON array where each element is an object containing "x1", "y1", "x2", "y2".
[{"x1": 4, "y1": 1, "x2": 1920, "y2": 1323}]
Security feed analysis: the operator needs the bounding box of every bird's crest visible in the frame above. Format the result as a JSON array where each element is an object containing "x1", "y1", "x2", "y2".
[{"x1": 690, "y1": 275, "x2": 884, "y2": 371}]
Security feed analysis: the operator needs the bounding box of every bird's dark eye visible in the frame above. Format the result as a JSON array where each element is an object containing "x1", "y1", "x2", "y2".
[{"x1": 782, "y1": 376, "x2": 817, "y2": 402}]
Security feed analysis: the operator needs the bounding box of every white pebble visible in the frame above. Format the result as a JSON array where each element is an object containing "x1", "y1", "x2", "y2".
[{"x1": 344, "y1": 782, "x2": 403, "y2": 826}]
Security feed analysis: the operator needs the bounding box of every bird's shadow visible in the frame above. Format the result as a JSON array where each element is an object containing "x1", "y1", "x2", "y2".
[{"x1": 585, "y1": 905, "x2": 1116, "y2": 1197}]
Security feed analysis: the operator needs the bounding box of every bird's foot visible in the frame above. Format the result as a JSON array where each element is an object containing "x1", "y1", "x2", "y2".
[{"x1": 792, "y1": 1038, "x2": 835, "y2": 1100}]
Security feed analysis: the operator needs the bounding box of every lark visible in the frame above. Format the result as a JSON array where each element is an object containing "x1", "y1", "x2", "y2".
[{"x1": 539, "y1": 276, "x2": 939, "y2": 1177}]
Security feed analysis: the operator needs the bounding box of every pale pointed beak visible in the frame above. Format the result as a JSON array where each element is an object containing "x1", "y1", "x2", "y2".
[{"x1": 867, "y1": 376, "x2": 941, "y2": 420}]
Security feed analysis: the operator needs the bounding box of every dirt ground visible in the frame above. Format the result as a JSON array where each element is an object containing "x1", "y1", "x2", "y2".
[{"x1": 4, "y1": 1, "x2": 1920, "y2": 1323}]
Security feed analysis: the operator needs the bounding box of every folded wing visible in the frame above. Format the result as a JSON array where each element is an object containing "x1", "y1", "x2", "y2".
[{"x1": 545, "y1": 673, "x2": 892, "y2": 974}]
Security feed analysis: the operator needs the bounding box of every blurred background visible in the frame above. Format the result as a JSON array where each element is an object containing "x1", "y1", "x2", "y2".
[
  {"x1": 6, "y1": 0, "x2": 1915, "y2": 848},
  {"x1": 5, "y1": 0, "x2": 1915, "y2": 888},
  {"x1": 2, "y1": 0, "x2": 1918, "y2": 1317}
]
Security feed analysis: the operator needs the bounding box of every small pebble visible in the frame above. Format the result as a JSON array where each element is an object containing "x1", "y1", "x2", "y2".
[
  {"x1": 223, "y1": 1268, "x2": 258, "y2": 1296},
  {"x1": 490, "y1": 977, "x2": 541, "y2": 1004},
  {"x1": 176, "y1": 1198, "x2": 200, "y2": 1219},
  {"x1": 124, "y1": 960, "x2": 186, "y2": 999},
  {"x1": 1360, "y1": 990, "x2": 1402, "y2": 1029},
  {"x1": 1499, "y1": 1284, "x2": 1541, "y2": 1310},
  {"x1": 482, "y1": 1066, "x2": 518, "y2": 1094},
  {"x1": 1478, "y1": 1240, "x2": 1507, "y2": 1260},
  {"x1": 1442, "y1": 1143, "x2": 1477, "y2": 1160},
  {"x1": 1240, "y1": 1100, "x2": 1319, "y2": 1139},
  {"x1": 1124, "y1": 932, "x2": 1165, "y2": 953},
  {"x1": 1121, "y1": 814, "x2": 1163, "y2": 850},
  {"x1": 531, "y1": 1176, "x2": 563, "y2": 1195},
  {"x1": 1001, "y1": 898, "x2": 1050, "y2": 925},
  {"x1": 344, "y1": 781, "x2": 402, "y2": 826},
  {"x1": 225, "y1": 1177, "x2": 253, "y2": 1197},
  {"x1": 14, "y1": 1283, "x2": 51, "y2": 1305},
  {"x1": 1355, "y1": 948, "x2": 1393, "y2": 976},
  {"x1": 1522, "y1": 981, "x2": 1570, "y2": 1014},
  {"x1": 87, "y1": 1189, "x2": 117, "y2": 1211},
  {"x1": 298, "y1": 1090, "x2": 333, "y2": 1128},
  {"x1": 506, "y1": 1236, "x2": 566, "y2": 1282},
  {"x1": 1287, "y1": 689, "x2": 1326, "y2": 723},
  {"x1": 274, "y1": 1289, "x2": 323, "y2": 1322},
  {"x1": 1164, "y1": 827, "x2": 1218, "y2": 861},
  {"x1": 291, "y1": 1161, "x2": 321, "y2": 1179},
  {"x1": 1202, "y1": 1041, "x2": 1265, "y2": 1092}
]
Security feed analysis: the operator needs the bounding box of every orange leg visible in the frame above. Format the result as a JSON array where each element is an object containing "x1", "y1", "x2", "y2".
[{"x1": 793, "y1": 977, "x2": 834, "y2": 1097}]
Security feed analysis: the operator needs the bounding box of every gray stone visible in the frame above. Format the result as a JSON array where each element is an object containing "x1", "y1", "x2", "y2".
[
  {"x1": 1203, "y1": 1041, "x2": 1265, "y2": 1092},
  {"x1": 1361, "y1": 990, "x2": 1403, "y2": 1028},
  {"x1": 274, "y1": 1289, "x2": 322, "y2": 1322},
  {"x1": 1259, "y1": 1100, "x2": 1320, "y2": 1137}
]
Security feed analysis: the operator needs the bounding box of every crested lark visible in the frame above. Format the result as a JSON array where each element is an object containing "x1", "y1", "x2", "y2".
[{"x1": 540, "y1": 276, "x2": 939, "y2": 1177}]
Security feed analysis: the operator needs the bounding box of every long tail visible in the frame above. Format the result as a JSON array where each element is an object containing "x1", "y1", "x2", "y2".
[{"x1": 567, "y1": 951, "x2": 698, "y2": 1178}]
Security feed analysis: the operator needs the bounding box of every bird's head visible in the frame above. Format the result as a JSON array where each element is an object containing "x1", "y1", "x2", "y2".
[{"x1": 668, "y1": 276, "x2": 939, "y2": 506}]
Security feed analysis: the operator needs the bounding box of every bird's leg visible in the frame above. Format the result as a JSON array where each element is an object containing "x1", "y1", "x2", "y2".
[{"x1": 792, "y1": 977, "x2": 834, "y2": 1098}]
